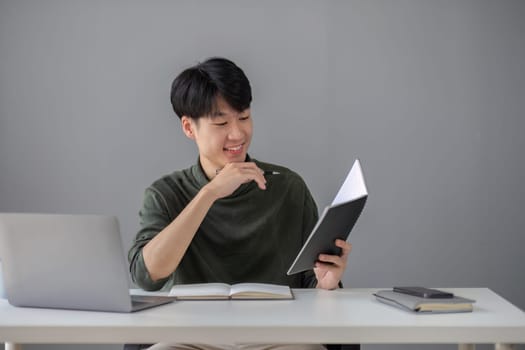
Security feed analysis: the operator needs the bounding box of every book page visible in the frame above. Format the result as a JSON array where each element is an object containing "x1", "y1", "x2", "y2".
[
  {"x1": 169, "y1": 283, "x2": 231, "y2": 299},
  {"x1": 230, "y1": 283, "x2": 292, "y2": 299},
  {"x1": 332, "y1": 159, "x2": 368, "y2": 206}
]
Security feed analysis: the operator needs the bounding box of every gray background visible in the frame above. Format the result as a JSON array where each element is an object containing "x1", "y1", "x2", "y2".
[{"x1": 1, "y1": 1, "x2": 524, "y2": 350}]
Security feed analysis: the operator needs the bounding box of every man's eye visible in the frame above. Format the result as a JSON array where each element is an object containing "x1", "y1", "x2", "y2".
[
  {"x1": 213, "y1": 122, "x2": 228, "y2": 126},
  {"x1": 240, "y1": 116, "x2": 250, "y2": 121}
]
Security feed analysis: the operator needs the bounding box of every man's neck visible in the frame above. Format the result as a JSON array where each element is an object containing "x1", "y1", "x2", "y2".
[{"x1": 198, "y1": 158, "x2": 220, "y2": 181}]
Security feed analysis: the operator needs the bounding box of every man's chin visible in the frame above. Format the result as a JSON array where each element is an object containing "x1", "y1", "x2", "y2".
[{"x1": 223, "y1": 152, "x2": 248, "y2": 163}]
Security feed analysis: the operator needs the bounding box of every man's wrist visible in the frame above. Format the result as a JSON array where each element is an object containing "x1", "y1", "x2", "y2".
[
  {"x1": 315, "y1": 280, "x2": 343, "y2": 290},
  {"x1": 199, "y1": 184, "x2": 221, "y2": 204}
]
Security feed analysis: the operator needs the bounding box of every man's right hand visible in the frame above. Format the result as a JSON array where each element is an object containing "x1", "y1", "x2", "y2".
[{"x1": 204, "y1": 162, "x2": 267, "y2": 200}]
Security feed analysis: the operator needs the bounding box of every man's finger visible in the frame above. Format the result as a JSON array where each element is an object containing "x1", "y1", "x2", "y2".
[{"x1": 318, "y1": 254, "x2": 343, "y2": 266}]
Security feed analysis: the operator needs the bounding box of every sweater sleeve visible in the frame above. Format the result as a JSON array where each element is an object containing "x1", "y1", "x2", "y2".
[
  {"x1": 300, "y1": 184, "x2": 320, "y2": 288},
  {"x1": 128, "y1": 187, "x2": 172, "y2": 291}
]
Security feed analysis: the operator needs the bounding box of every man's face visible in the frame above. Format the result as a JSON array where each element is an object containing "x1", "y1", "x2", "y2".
[{"x1": 182, "y1": 96, "x2": 253, "y2": 178}]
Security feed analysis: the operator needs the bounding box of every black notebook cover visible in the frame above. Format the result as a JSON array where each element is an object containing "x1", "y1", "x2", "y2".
[{"x1": 287, "y1": 194, "x2": 367, "y2": 275}]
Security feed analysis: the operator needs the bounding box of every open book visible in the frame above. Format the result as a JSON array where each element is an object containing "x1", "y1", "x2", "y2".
[
  {"x1": 287, "y1": 159, "x2": 368, "y2": 275},
  {"x1": 169, "y1": 283, "x2": 294, "y2": 300}
]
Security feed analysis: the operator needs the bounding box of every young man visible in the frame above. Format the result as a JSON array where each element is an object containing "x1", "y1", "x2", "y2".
[{"x1": 128, "y1": 57, "x2": 351, "y2": 350}]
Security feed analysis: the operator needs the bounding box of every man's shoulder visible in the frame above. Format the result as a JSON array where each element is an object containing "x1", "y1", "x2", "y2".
[{"x1": 147, "y1": 166, "x2": 194, "y2": 195}]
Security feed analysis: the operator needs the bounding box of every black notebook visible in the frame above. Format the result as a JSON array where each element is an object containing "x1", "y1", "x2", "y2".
[{"x1": 287, "y1": 159, "x2": 368, "y2": 275}]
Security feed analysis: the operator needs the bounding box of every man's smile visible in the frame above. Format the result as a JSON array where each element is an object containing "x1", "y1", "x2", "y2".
[{"x1": 224, "y1": 144, "x2": 244, "y2": 155}]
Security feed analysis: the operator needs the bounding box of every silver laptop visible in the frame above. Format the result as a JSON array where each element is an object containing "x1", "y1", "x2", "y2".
[{"x1": 0, "y1": 213, "x2": 173, "y2": 312}]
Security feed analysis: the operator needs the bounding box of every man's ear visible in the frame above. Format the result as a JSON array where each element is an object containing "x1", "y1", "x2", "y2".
[{"x1": 181, "y1": 116, "x2": 196, "y2": 140}]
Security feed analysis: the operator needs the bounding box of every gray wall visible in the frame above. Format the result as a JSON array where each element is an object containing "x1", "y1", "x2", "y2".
[{"x1": 1, "y1": 1, "x2": 524, "y2": 350}]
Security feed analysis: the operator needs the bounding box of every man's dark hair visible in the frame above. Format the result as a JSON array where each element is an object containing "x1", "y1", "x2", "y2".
[{"x1": 170, "y1": 57, "x2": 252, "y2": 119}]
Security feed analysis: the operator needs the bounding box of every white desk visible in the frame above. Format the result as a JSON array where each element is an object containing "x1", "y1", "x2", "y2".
[{"x1": 1, "y1": 288, "x2": 524, "y2": 349}]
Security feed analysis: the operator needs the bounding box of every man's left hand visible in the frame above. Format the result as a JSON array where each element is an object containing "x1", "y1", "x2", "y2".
[{"x1": 314, "y1": 239, "x2": 352, "y2": 290}]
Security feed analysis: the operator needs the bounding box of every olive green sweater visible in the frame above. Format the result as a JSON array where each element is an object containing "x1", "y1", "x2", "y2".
[{"x1": 128, "y1": 157, "x2": 319, "y2": 291}]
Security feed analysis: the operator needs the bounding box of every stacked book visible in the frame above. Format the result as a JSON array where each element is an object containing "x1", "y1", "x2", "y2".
[{"x1": 374, "y1": 289, "x2": 476, "y2": 313}]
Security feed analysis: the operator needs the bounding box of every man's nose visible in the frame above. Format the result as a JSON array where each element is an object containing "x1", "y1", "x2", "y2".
[{"x1": 228, "y1": 120, "x2": 244, "y2": 139}]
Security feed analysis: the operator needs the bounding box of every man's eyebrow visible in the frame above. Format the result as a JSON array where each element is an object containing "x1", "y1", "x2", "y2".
[
  {"x1": 211, "y1": 110, "x2": 226, "y2": 117},
  {"x1": 210, "y1": 109, "x2": 250, "y2": 117}
]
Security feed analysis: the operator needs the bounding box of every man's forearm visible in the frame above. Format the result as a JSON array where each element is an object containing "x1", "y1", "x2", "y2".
[{"x1": 142, "y1": 186, "x2": 218, "y2": 281}]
